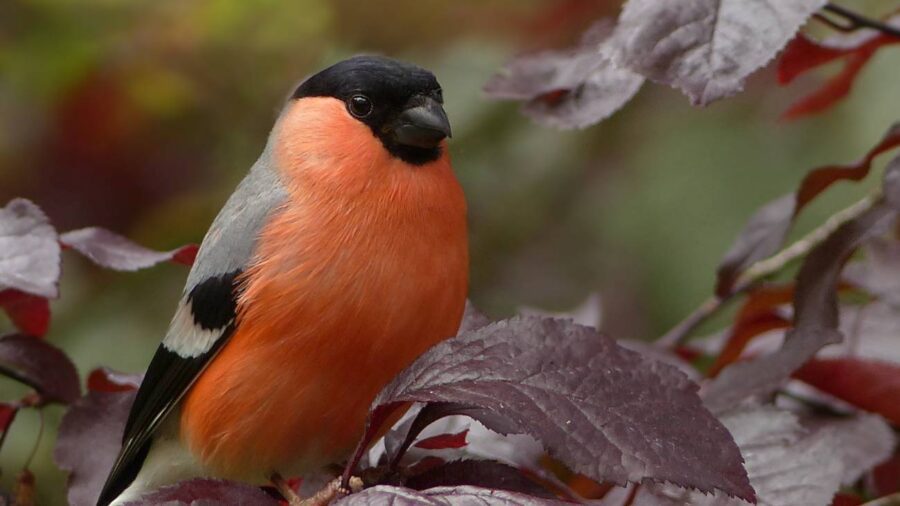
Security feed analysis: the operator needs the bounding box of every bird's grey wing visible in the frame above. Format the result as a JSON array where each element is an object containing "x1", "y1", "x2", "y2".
[{"x1": 97, "y1": 147, "x2": 288, "y2": 506}]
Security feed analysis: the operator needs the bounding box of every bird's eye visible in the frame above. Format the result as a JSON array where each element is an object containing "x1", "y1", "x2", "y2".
[{"x1": 347, "y1": 95, "x2": 373, "y2": 118}]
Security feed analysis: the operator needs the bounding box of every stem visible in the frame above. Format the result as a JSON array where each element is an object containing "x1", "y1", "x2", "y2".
[
  {"x1": 656, "y1": 296, "x2": 722, "y2": 348},
  {"x1": 812, "y1": 12, "x2": 856, "y2": 33},
  {"x1": 738, "y1": 193, "x2": 878, "y2": 283},
  {"x1": 23, "y1": 408, "x2": 45, "y2": 470},
  {"x1": 656, "y1": 192, "x2": 880, "y2": 348},
  {"x1": 822, "y1": 3, "x2": 900, "y2": 38}
]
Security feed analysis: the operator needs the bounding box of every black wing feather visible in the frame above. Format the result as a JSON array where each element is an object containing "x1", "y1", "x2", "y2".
[{"x1": 96, "y1": 270, "x2": 242, "y2": 506}]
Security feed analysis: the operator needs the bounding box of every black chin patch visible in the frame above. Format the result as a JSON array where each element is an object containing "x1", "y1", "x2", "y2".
[{"x1": 388, "y1": 144, "x2": 442, "y2": 166}]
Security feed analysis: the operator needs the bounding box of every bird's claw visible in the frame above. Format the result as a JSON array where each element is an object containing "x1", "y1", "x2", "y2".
[{"x1": 278, "y1": 476, "x2": 363, "y2": 506}]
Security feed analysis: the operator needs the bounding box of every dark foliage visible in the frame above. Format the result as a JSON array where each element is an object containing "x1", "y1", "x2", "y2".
[
  {"x1": 55, "y1": 369, "x2": 139, "y2": 506},
  {"x1": 2, "y1": 1, "x2": 900, "y2": 504},
  {"x1": 119, "y1": 479, "x2": 278, "y2": 506},
  {"x1": 715, "y1": 123, "x2": 900, "y2": 297},
  {"x1": 0, "y1": 333, "x2": 80, "y2": 405},
  {"x1": 350, "y1": 317, "x2": 753, "y2": 500}
]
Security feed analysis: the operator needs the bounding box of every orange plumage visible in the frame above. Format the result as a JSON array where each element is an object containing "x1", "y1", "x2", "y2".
[{"x1": 180, "y1": 97, "x2": 469, "y2": 479}]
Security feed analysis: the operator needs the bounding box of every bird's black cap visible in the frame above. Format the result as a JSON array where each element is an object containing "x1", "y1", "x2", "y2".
[{"x1": 292, "y1": 56, "x2": 449, "y2": 165}]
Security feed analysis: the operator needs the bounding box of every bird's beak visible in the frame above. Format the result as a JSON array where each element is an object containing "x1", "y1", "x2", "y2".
[{"x1": 392, "y1": 96, "x2": 451, "y2": 149}]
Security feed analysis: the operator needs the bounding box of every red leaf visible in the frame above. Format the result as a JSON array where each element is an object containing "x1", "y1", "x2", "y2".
[
  {"x1": 736, "y1": 284, "x2": 796, "y2": 322},
  {"x1": 797, "y1": 123, "x2": 900, "y2": 209},
  {"x1": 0, "y1": 289, "x2": 50, "y2": 337},
  {"x1": 778, "y1": 35, "x2": 849, "y2": 84},
  {"x1": 869, "y1": 452, "x2": 900, "y2": 497},
  {"x1": 414, "y1": 430, "x2": 469, "y2": 450},
  {"x1": 87, "y1": 367, "x2": 142, "y2": 393},
  {"x1": 831, "y1": 493, "x2": 864, "y2": 506},
  {"x1": 795, "y1": 357, "x2": 900, "y2": 425},
  {"x1": 60, "y1": 227, "x2": 198, "y2": 271},
  {"x1": 709, "y1": 312, "x2": 791, "y2": 377},
  {"x1": 782, "y1": 50, "x2": 874, "y2": 120},
  {"x1": 778, "y1": 22, "x2": 900, "y2": 120},
  {"x1": 170, "y1": 243, "x2": 199, "y2": 266},
  {"x1": 0, "y1": 402, "x2": 19, "y2": 447}
]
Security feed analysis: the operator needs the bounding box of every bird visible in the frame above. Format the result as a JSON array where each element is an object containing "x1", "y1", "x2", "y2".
[{"x1": 97, "y1": 55, "x2": 469, "y2": 506}]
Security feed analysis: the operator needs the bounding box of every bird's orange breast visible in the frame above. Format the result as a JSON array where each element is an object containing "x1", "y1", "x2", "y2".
[{"x1": 179, "y1": 98, "x2": 468, "y2": 480}]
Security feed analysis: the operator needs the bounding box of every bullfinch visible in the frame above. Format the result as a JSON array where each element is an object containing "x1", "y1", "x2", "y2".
[{"x1": 97, "y1": 56, "x2": 468, "y2": 505}]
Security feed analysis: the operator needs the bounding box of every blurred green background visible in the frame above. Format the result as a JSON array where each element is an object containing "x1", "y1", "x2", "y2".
[{"x1": 1, "y1": 0, "x2": 898, "y2": 503}]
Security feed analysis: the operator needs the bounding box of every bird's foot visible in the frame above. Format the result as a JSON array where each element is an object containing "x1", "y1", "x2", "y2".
[{"x1": 271, "y1": 474, "x2": 363, "y2": 506}]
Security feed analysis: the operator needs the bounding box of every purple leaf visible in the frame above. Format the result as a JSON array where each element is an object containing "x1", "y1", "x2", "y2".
[
  {"x1": 703, "y1": 191, "x2": 898, "y2": 412},
  {"x1": 359, "y1": 317, "x2": 754, "y2": 500},
  {"x1": 458, "y1": 300, "x2": 492, "y2": 334},
  {"x1": 634, "y1": 408, "x2": 895, "y2": 506},
  {"x1": 0, "y1": 198, "x2": 60, "y2": 298},
  {"x1": 845, "y1": 238, "x2": 900, "y2": 307},
  {"x1": 485, "y1": 20, "x2": 643, "y2": 129},
  {"x1": 335, "y1": 485, "x2": 567, "y2": 506},
  {"x1": 120, "y1": 478, "x2": 277, "y2": 506},
  {"x1": 609, "y1": 0, "x2": 826, "y2": 105},
  {"x1": 55, "y1": 385, "x2": 136, "y2": 506},
  {"x1": 405, "y1": 460, "x2": 553, "y2": 498},
  {"x1": 60, "y1": 227, "x2": 198, "y2": 271},
  {"x1": 87, "y1": 367, "x2": 143, "y2": 393},
  {"x1": 0, "y1": 333, "x2": 80, "y2": 404}
]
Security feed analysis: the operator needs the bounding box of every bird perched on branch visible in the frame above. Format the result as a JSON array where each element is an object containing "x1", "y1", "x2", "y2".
[{"x1": 98, "y1": 56, "x2": 468, "y2": 506}]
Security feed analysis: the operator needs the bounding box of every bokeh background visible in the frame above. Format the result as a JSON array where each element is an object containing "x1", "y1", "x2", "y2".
[{"x1": 1, "y1": 0, "x2": 898, "y2": 503}]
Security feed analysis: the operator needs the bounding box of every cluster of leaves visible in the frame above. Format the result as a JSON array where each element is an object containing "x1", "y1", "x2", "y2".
[
  {"x1": 0, "y1": 198, "x2": 197, "y2": 500},
  {"x1": 6, "y1": 124, "x2": 900, "y2": 505},
  {"x1": 2, "y1": 2, "x2": 899, "y2": 505},
  {"x1": 485, "y1": 0, "x2": 900, "y2": 128}
]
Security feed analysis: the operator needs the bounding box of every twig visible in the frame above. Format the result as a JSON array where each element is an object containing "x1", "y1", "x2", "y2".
[
  {"x1": 657, "y1": 192, "x2": 880, "y2": 348},
  {"x1": 822, "y1": 3, "x2": 900, "y2": 38},
  {"x1": 777, "y1": 389, "x2": 849, "y2": 418},
  {"x1": 739, "y1": 192, "x2": 879, "y2": 282},
  {"x1": 812, "y1": 12, "x2": 856, "y2": 33},
  {"x1": 23, "y1": 408, "x2": 44, "y2": 470},
  {"x1": 656, "y1": 296, "x2": 722, "y2": 348}
]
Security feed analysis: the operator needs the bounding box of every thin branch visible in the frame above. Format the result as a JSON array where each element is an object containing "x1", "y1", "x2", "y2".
[
  {"x1": 812, "y1": 12, "x2": 856, "y2": 33},
  {"x1": 822, "y1": 3, "x2": 900, "y2": 38},
  {"x1": 657, "y1": 296, "x2": 723, "y2": 348},
  {"x1": 657, "y1": 192, "x2": 880, "y2": 348},
  {"x1": 23, "y1": 408, "x2": 45, "y2": 470},
  {"x1": 739, "y1": 192, "x2": 879, "y2": 282}
]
